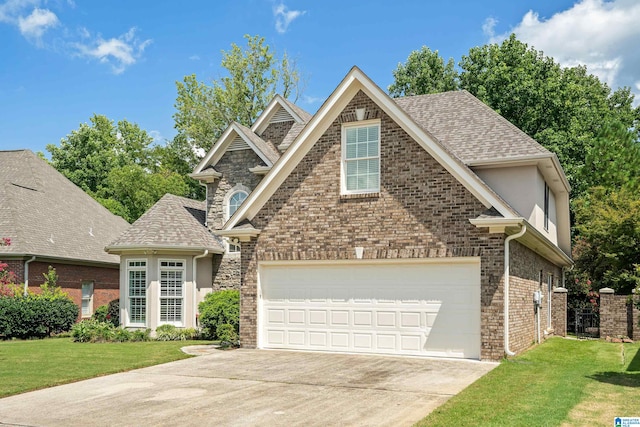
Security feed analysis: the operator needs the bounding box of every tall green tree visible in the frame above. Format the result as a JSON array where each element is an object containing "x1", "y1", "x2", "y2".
[
  {"x1": 389, "y1": 34, "x2": 640, "y2": 197},
  {"x1": 174, "y1": 35, "x2": 302, "y2": 151},
  {"x1": 388, "y1": 47, "x2": 458, "y2": 96},
  {"x1": 573, "y1": 187, "x2": 640, "y2": 294},
  {"x1": 47, "y1": 115, "x2": 198, "y2": 223}
]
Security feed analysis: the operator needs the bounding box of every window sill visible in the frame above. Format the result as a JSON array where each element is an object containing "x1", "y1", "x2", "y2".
[{"x1": 340, "y1": 192, "x2": 380, "y2": 200}]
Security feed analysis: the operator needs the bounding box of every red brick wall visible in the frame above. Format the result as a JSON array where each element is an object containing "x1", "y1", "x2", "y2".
[
  {"x1": 28, "y1": 261, "x2": 119, "y2": 320},
  {"x1": 2, "y1": 260, "x2": 25, "y2": 283}
]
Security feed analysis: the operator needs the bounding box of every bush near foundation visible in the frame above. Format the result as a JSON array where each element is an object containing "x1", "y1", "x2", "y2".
[
  {"x1": 0, "y1": 296, "x2": 78, "y2": 339},
  {"x1": 198, "y1": 290, "x2": 239, "y2": 340}
]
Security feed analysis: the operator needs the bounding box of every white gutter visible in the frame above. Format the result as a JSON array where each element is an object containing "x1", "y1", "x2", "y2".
[
  {"x1": 192, "y1": 250, "x2": 208, "y2": 328},
  {"x1": 504, "y1": 225, "x2": 527, "y2": 357},
  {"x1": 23, "y1": 256, "x2": 36, "y2": 296}
]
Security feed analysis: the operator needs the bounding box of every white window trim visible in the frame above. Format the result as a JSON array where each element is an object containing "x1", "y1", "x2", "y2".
[
  {"x1": 543, "y1": 183, "x2": 550, "y2": 231},
  {"x1": 158, "y1": 259, "x2": 186, "y2": 327},
  {"x1": 547, "y1": 273, "x2": 553, "y2": 328},
  {"x1": 126, "y1": 259, "x2": 147, "y2": 327},
  {"x1": 81, "y1": 281, "x2": 94, "y2": 318},
  {"x1": 341, "y1": 119, "x2": 381, "y2": 195}
]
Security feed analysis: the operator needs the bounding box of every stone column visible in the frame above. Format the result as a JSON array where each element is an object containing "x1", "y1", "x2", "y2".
[{"x1": 552, "y1": 287, "x2": 567, "y2": 337}]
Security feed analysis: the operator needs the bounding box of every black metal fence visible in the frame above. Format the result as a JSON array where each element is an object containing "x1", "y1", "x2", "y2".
[{"x1": 574, "y1": 309, "x2": 599, "y2": 339}]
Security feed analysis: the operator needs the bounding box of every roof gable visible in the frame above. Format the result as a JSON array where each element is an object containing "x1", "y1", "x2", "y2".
[
  {"x1": 251, "y1": 94, "x2": 311, "y2": 135},
  {"x1": 224, "y1": 66, "x2": 519, "y2": 230},
  {"x1": 193, "y1": 122, "x2": 279, "y2": 174}
]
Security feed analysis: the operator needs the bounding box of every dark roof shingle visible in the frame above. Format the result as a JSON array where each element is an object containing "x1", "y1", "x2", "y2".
[
  {"x1": 106, "y1": 193, "x2": 224, "y2": 252},
  {"x1": 0, "y1": 150, "x2": 129, "y2": 264}
]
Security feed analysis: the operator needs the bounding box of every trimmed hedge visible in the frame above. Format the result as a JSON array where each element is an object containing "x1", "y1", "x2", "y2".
[
  {"x1": 0, "y1": 296, "x2": 79, "y2": 339},
  {"x1": 198, "y1": 290, "x2": 239, "y2": 341}
]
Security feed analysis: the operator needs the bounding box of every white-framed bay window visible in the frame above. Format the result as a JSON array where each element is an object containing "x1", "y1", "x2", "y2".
[
  {"x1": 127, "y1": 259, "x2": 147, "y2": 326},
  {"x1": 341, "y1": 120, "x2": 380, "y2": 194},
  {"x1": 159, "y1": 259, "x2": 185, "y2": 326}
]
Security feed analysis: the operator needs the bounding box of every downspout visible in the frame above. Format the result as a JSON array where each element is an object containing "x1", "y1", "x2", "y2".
[
  {"x1": 504, "y1": 225, "x2": 527, "y2": 357},
  {"x1": 192, "y1": 250, "x2": 209, "y2": 327},
  {"x1": 23, "y1": 256, "x2": 37, "y2": 296}
]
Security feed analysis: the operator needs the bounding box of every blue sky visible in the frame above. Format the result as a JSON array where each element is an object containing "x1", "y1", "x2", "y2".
[{"x1": 2, "y1": 0, "x2": 639, "y2": 155}]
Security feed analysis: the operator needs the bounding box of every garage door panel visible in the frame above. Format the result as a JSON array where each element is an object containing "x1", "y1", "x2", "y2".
[{"x1": 260, "y1": 260, "x2": 481, "y2": 359}]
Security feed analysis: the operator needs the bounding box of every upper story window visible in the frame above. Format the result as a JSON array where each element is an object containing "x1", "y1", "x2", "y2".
[
  {"x1": 227, "y1": 190, "x2": 248, "y2": 220},
  {"x1": 544, "y1": 183, "x2": 550, "y2": 231},
  {"x1": 342, "y1": 121, "x2": 380, "y2": 194}
]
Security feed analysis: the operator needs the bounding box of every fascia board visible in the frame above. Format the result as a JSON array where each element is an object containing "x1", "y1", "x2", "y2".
[
  {"x1": 193, "y1": 126, "x2": 236, "y2": 173},
  {"x1": 251, "y1": 95, "x2": 304, "y2": 135}
]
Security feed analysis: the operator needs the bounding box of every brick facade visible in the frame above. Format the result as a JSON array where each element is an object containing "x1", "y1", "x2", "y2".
[
  {"x1": 234, "y1": 90, "x2": 566, "y2": 361},
  {"x1": 3, "y1": 260, "x2": 119, "y2": 320},
  {"x1": 552, "y1": 287, "x2": 567, "y2": 337},
  {"x1": 508, "y1": 241, "x2": 562, "y2": 353},
  {"x1": 259, "y1": 120, "x2": 294, "y2": 149}
]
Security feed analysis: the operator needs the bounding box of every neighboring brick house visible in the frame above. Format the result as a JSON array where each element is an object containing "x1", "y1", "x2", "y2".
[
  {"x1": 0, "y1": 149, "x2": 130, "y2": 319},
  {"x1": 108, "y1": 68, "x2": 572, "y2": 361}
]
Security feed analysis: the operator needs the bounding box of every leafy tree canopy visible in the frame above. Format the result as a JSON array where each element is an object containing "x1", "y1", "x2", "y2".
[
  {"x1": 47, "y1": 114, "x2": 202, "y2": 223},
  {"x1": 174, "y1": 34, "x2": 302, "y2": 152}
]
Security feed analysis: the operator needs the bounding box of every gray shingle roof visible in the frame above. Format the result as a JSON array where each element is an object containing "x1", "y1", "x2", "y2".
[
  {"x1": 394, "y1": 90, "x2": 551, "y2": 163},
  {"x1": 0, "y1": 150, "x2": 129, "y2": 264},
  {"x1": 281, "y1": 97, "x2": 313, "y2": 123},
  {"x1": 279, "y1": 122, "x2": 307, "y2": 150},
  {"x1": 106, "y1": 193, "x2": 224, "y2": 252},
  {"x1": 234, "y1": 122, "x2": 281, "y2": 164}
]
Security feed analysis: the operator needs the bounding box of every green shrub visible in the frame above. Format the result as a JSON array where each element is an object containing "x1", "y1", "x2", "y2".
[
  {"x1": 107, "y1": 299, "x2": 120, "y2": 326},
  {"x1": 0, "y1": 295, "x2": 78, "y2": 339},
  {"x1": 216, "y1": 323, "x2": 239, "y2": 348},
  {"x1": 155, "y1": 324, "x2": 199, "y2": 341},
  {"x1": 92, "y1": 304, "x2": 109, "y2": 323},
  {"x1": 71, "y1": 320, "x2": 150, "y2": 343},
  {"x1": 131, "y1": 329, "x2": 151, "y2": 342},
  {"x1": 198, "y1": 290, "x2": 239, "y2": 340}
]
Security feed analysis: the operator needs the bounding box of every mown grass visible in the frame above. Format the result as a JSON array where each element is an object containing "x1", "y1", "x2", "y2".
[
  {"x1": 0, "y1": 338, "x2": 211, "y2": 397},
  {"x1": 417, "y1": 337, "x2": 640, "y2": 426}
]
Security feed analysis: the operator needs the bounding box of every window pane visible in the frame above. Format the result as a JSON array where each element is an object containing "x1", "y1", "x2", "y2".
[
  {"x1": 368, "y1": 126, "x2": 378, "y2": 141},
  {"x1": 357, "y1": 127, "x2": 367, "y2": 142},
  {"x1": 346, "y1": 128, "x2": 357, "y2": 144},
  {"x1": 368, "y1": 158, "x2": 379, "y2": 173},
  {"x1": 346, "y1": 176, "x2": 357, "y2": 190}
]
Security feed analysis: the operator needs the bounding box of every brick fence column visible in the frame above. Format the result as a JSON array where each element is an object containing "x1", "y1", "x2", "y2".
[
  {"x1": 599, "y1": 287, "x2": 615, "y2": 338},
  {"x1": 630, "y1": 291, "x2": 640, "y2": 340},
  {"x1": 552, "y1": 287, "x2": 567, "y2": 337}
]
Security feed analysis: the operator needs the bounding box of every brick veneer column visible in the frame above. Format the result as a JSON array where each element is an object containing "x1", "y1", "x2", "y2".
[
  {"x1": 599, "y1": 287, "x2": 629, "y2": 338},
  {"x1": 552, "y1": 287, "x2": 567, "y2": 337},
  {"x1": 629, "y1": 292, "x2": 640, "y2": 340}
]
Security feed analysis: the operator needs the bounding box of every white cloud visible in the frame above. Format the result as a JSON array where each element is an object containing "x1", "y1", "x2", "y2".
[
  {"x1": 73, "y1": 27, "x2": 152, "y2": 74},
  {"x1": 492, "y1": 0, "x2": 640, "y2": 95},
  {"x1": 18, "y1": 7, "x2": 58, "y2": 40},
  {"x1": 273, "y1": 2, "x2": 305, "y2": 34},
  {"x1": 482, "y1": 17, "x2": 498, "y2": 40},
  {"x1": 148, "y1": 130, "x2": 165, "y2": 144},
  {"x1": 189, "y1": 54, "x2": 200, "y2": 60},
  {"x1": 302, "y1": 95, "x2": 322, "y2": 104},
  {"x1": 0, "y1": 0, "x2": 37, "y2": 24}
]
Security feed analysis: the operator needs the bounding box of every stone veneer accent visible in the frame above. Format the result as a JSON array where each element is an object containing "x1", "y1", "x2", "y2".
[
  {"x1": 205, "y1": 149, "x2": 266, "y2": 292},
  {"x1": 552, "y1": 287, "x2": 568, "y2": 337},
  {"x1": 236, "y1": 90, "x2": 570, "y2": 361},
  {"x1": 212, "y1": 253, "x2": 241, "y2": 291},
  {"x1": 259, "y1": 120, "x2": 294, "y2": 149},
  {"x1": 508, "y1": 241, "x2": 563, "y2": 353}
]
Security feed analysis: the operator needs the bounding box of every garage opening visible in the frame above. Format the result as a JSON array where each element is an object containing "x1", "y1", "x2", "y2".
[{"x1": 258, "y1": 259, "x2": 481, "y2": 359}]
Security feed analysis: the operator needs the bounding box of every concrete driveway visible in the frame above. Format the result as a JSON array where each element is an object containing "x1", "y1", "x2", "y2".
[{"x1": 0, "y1": 348, "x2": 497, "y2": 427}]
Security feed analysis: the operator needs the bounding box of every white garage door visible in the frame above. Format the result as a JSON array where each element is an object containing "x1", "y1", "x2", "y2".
[{"x1": 259, "y1": 259, "x2": 481, "y2": 359}]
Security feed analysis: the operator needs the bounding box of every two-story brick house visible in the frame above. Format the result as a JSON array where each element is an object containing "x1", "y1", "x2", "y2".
[{"x1": 107, "y1": 67, "x2": 572, "y2": 361}]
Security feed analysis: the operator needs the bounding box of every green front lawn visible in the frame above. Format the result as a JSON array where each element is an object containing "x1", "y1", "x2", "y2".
[
  {"x1": 0, "y1": 338, "x2": 209, "y2": 397},
  {"x1": 418, "y1": 337, "x2": 640, "y2": 426}
]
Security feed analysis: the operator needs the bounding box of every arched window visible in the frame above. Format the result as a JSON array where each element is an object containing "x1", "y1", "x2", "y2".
[
  {"x1": 227, "y1": 190, "x2": 248, "y2": 220},
  {"x1": 226, "y1": 190, "x2": 248, "y2": 254}
]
